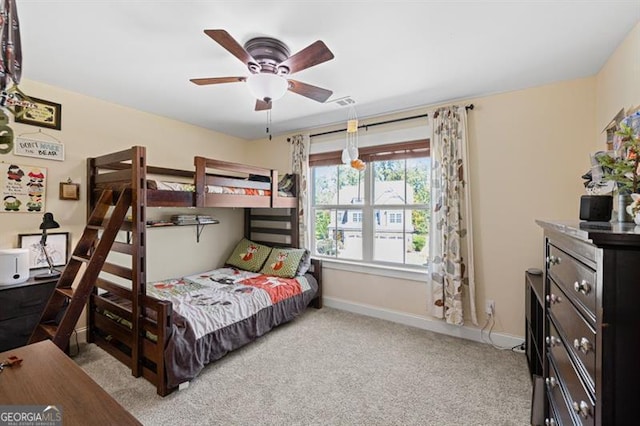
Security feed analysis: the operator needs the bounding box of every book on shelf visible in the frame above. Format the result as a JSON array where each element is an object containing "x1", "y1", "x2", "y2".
[
  {"x1": 196, "y1": 215, "x2": 219, "y2": 224},
  {"x1": 147, "y1": 221, "x2": 175, "y2": 227}
]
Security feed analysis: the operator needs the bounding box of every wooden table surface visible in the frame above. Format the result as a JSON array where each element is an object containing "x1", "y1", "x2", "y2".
[{"x1": 0, "y1": 340, "x2": 141, "y2": 425}]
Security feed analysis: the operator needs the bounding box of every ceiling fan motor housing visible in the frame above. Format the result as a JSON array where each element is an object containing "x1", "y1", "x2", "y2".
[{"x1": 244, "y1": 37, "x2": 291, "y2": 74}]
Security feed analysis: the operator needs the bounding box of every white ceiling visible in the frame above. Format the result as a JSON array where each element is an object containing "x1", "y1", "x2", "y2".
[{"x1": 17, "y1": 1, "x2": 640, "y2": 140}]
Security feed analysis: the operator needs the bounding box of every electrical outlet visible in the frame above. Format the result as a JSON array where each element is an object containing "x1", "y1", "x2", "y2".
[{"x1": 485, "y1": 299, "x2": 495, "y2": 315}]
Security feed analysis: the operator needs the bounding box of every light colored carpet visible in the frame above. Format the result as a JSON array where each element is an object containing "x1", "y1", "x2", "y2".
[{"x1": 73, "y1": 308, "x2": 531, "y2": 425}]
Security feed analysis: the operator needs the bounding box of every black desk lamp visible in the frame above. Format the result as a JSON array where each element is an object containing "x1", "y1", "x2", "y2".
[{"x1": 34, "y1": 212, "x2": 61, "y2": 280}]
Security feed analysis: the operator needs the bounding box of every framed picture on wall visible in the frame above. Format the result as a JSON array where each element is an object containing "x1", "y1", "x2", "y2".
[
  {"x1": 14, "y1": 96, "x2": 62, "y2": 130},
  {"x1": 18, "y1": 232, "x2": 69, "y2": 269},
  {"x1": 59, "y1": 181, "x2": 80, "y2": 200}
]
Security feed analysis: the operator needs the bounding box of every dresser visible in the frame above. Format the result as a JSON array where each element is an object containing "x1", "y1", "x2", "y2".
[
  {"x1": 0, "y1": 275, "x2": 57, "y2": 351},
  {"x1": 536, "y1": 220, "x2": 640, "y2": 425}
]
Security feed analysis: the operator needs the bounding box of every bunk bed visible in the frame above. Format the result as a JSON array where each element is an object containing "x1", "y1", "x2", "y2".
[{"x1": 85, "y1": 146, "x2": 322, "y2": 396}]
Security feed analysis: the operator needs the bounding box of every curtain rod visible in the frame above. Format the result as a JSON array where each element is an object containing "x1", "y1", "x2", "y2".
[{"x1": 297, "y1": 103, "x2": 474, "y2": 140}]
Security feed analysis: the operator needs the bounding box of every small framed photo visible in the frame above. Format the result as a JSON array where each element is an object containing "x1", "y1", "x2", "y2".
[
  {"x1": 14, "y1": 96, "x2": 62, "y2": 130},
  {"x1": 18, "y1": 232, "x2": 70, "y2": 269},
  {"x1": 59, "y1": 181, "x2": 80, "y2": 200}
]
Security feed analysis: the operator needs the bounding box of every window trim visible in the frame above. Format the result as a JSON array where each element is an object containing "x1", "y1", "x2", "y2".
[
  {"x1": 309, "y1": 139, "x2": 429, "y2": 167},
  {"x1": 319, "y1": 257, "x2": 428, "y2": 282}
]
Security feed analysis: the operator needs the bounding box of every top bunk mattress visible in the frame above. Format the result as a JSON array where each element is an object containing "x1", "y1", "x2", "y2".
[{"x1": 148, "y1": 179, "x2": 295, "y2": 197}]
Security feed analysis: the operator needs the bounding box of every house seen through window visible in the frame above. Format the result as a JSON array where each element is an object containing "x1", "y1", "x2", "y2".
[{"x1": 310, "y1": 140, "x2": 429, "y2": 269}]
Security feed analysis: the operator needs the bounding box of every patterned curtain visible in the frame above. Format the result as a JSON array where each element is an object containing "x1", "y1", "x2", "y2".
[
  {"x1": 289, "y1": 134, "x2": 310, "y2": 249},
  {"x1": 427, "y1": 106, "x2": 477, "y2": 326}
]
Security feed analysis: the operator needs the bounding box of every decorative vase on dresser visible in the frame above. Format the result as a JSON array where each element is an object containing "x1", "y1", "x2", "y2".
[{"x1": 535, "y1": 220, "x2": 640, "y2": 425}]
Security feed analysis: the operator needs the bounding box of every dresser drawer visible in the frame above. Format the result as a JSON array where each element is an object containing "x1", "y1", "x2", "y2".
[
  {"x1": 548, "y1": 321, "x2": 595, "y2": 425},
  {"x1": 548, "y1": 281, "x2": 596, "y2": 392},
  {"x1": 0, "y1": 283, "x2": 55, "y2": 321},
  {"x1": 548, "y1": 245, "x2": 596, "y2": 322},
  {"x1": 546, "y1": 359, "x2": 574, "y2": 426}
]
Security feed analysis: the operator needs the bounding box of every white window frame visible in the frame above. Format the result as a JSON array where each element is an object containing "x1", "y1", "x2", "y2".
[{"x1": 310, "y1": 152, "x2": 429, "y2": 272}]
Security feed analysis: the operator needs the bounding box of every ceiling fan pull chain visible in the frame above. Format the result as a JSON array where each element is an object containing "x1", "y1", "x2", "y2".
[{"x1": 266, "y1": 110, "x2": 272, "y2": 141}]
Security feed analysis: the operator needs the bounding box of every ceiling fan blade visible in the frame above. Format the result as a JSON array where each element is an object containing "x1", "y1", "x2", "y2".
[
  {"x1": 204, "y1": 29, "x2": 259, "y2": 69},
  {"x1": 287, "y1": 79, "x2": 333, "y2": 103},
  {"x1": 190, "y1": 76, "x2": 247, "y2": 85},
  {"x1": 278, "y1": 40, "x2": 334, "y2": 74},
  {"x1": 255, "y1": 99, "x2": 272, "y2": 111}
]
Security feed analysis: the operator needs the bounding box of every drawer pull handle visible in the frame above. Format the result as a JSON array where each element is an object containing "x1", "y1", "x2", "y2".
[
  {"x1": 573, "y1": 280, "x2": 592, "y2": 295},
  {"x1": 572, "y1": 400, "x2": 591, "y2": 419},
  {"x1": 545, "y1": 377, "x2": 557, "y2": 388},
  {"x1": 546, "y1": 255, "x2": 561, "y2": 266},
  {"x1": 545, "y1": 419, "x2": 556, "y2": 426},
  {"x1": 546, "y1": 336, "x2": 560, "y2": 347},
  {"x1": 546, "y1": 294, "x2": 562, "y2": 305},
  {"x1": 573, "y1": 337, "x2": 593, "y2": 354}
]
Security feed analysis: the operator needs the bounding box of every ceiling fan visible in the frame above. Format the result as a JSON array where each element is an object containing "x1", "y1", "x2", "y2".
[{"x1": 190, "y1": 30, "x2": 335, "y2": 111}]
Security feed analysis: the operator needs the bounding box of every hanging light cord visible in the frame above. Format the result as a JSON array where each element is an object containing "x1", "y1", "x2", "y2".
[{"x1": 266, "y1": 110, "x2": 272, "y2": 141}]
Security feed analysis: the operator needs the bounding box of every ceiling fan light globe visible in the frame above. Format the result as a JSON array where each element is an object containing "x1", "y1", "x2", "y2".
[{"x1": 246, "y1": 74, "x2": 288, "y2": 102}]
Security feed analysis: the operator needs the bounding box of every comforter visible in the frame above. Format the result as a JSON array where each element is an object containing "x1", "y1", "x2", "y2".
[{"x1": 146, "y1": 267, "x2": 317, "y2": 387}]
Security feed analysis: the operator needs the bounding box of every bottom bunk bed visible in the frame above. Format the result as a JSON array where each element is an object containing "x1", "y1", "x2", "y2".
[{"x1": 89, "y1": 256, "x2": 321, "y2": 396}]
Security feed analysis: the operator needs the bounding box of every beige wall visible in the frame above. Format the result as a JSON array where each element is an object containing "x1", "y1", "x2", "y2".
[
  {"x1": 596, "y1": 22, "x2": 640, "y2": 146},
  {"x1": 0, "y1": 79, "x2": 249, "y2": 316}
]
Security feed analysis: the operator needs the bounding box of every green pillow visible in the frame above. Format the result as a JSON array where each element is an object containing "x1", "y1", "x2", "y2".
[
  {"x1": 259, "y1": 248, "x2": 306, "y2": 278},
  {"x1": 225, "y1": 238, "x2": 272, "y2": 272}
]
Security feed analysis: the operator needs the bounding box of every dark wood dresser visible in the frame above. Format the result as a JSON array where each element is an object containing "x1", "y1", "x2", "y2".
[
  {"x1": 536, "y1": 220, "x2": 640, "y2": 425},
  {"x1": 0, "y1": 275, "x2": 57, "y2": 351}
]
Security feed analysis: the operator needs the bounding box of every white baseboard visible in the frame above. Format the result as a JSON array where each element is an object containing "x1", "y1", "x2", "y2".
[{"x1": 323, "y1": 297, "x2": 524, "y2": 349}]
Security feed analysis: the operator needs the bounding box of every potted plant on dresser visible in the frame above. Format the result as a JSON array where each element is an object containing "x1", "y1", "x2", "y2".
[{"x1": 596, "y1": 114, "x2": 640, "y2": 223}]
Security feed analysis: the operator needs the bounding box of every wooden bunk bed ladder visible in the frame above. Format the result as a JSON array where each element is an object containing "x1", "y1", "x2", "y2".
[{"x1": 29, "y1": 189, "x2": 133, "y2": 351}]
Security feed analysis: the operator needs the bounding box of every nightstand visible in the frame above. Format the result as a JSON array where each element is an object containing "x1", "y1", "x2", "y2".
[{"x1": 0, "y1": 274, "x2": 57, "y2": 351}]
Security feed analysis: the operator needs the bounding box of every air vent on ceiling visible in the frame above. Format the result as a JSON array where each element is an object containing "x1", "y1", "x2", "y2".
[{"x1": 328, "y1": 96, "x2": 356, "y2": 107}]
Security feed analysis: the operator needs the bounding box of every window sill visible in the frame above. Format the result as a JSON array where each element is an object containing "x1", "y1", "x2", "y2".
[{"x1": 315, "y1": 258, "x2": 427, "y2": 282}]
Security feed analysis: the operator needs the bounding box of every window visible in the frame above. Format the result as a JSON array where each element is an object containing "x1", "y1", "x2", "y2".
[
  {"x1": 310, "y1": 140, "x2": 429, "y2": 269},
  {"x1": 389, "y1": 213, "x2": 402, "y2": 224}
]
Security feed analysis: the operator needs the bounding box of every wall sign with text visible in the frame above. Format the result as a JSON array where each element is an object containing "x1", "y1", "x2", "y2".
[{"x1": 14, "y1": 137, "x2": 64, "y2": 161}]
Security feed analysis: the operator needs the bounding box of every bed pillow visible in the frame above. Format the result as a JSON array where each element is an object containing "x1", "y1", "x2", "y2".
[
  {"x1": 296, "y1": 249, "x2": 312, "y2": 276},
  {"x1": 259, "y1": 247, "x2": 306, "y2": 278},
  {"x1": 225, "y1": 238, "x2": 272, "y2": 272},
  {"x1": 278, "y1": 174, "x2": 295, "y2": 193}
]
